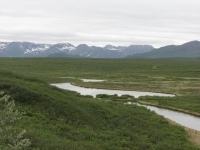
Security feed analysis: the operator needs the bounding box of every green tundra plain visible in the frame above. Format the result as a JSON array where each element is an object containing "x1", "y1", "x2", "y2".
[{"x1": 0, "y1": 58, "x2": 200, "y2": 149}]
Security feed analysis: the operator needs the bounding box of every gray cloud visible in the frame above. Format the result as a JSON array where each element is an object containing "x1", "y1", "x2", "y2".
[{"x1": 0, "y1": 0, "x2": 200, "y2": 48}]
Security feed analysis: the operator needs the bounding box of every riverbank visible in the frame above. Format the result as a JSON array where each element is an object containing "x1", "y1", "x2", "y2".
[
  {"x1": 54, "y1": 82, "x2": 200, "y2": 147},
  {"x1": 167, "y1": 119, "x2": 200, "y2": 147},
  {"x1": 138, "y1": 100, "x2": 200, "y2": 147},
  {"x1": 138, "y1": 100, "x2": 200, "y2": 118}
]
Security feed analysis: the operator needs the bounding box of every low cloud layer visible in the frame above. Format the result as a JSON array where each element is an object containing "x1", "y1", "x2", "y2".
[{"x1": 0, "y1": 0, "x2": 199, "y2": 48}]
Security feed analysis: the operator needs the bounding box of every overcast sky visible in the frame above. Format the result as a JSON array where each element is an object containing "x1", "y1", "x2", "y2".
[{"x1": 0, "y1": 0, "x2": 199, "y2": 48}]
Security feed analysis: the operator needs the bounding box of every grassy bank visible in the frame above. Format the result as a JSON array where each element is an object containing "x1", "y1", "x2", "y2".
[{"x1": 138, "y1": 96, "x2": 200, "y2": 115}]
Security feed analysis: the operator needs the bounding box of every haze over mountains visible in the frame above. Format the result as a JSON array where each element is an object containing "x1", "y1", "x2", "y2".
[{"x1": 0, "y1": 40, "x2": 200, "y2": 58}]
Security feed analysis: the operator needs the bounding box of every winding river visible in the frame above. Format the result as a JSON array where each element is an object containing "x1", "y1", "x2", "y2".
[
  {"x1": 51, "y1": 82, "x2": 200, "y2": 131},
  {"x1": 51, "y1": 83, "x2": 174, "y2": 98}
]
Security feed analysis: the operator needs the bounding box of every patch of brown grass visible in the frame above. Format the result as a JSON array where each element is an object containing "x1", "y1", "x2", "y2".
[
  {"x1": 167, "y1": 119, "x2": 200, "y2": 147},
  {"x1": 185, "y1": 127, "x2": 200, "y2": 147}
]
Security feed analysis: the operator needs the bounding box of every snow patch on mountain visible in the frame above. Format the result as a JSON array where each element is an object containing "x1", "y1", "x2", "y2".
[
  {"x1": 0, "y1": 43, "x2": 9, "y2": 49},
  {"x1": 54, "y1": 43, "x2": 76, "y2": 51},
  {"x1": 59, "y1": 46, "x2": 75, "y2": 51},
  {"x1": 87, "y1": 53, "x2": 91, "y2": 57},
  {"x1": 24, "y1": 44, "x2": 52, "y2": 54}
]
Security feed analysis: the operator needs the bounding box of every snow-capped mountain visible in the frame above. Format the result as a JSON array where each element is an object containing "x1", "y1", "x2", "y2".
[
  {"x1": 24, "y1": 43, "x2": 52, "y2": 54},
  {"x1": 43, "y1": 43, "x2": 76, "y2": 56},
  {"x1": 0, "y1": 42, "x2": 53, "y2": 57},
  {"x1": 23, "y1": 43, "x2": 53, "y2": 57},
  {"x1": 0, "y1": 41, "x2": 154, "y2": 58}
]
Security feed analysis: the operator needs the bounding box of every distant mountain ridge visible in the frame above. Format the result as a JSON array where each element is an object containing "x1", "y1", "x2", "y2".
[
  {"x1": 129, "y1": 40, "x2": 200, "y2": 58},
  {"x1": 2, "y1": 40, "x2": 199, "y2": 58},
  {"x1": 0, "y1": 42, "x2": 154, "y2": 58},
  {"x1": 0, "y1": 42, "x2": 53, "y2": 57}
]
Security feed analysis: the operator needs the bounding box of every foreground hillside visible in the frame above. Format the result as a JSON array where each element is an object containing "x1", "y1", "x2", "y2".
[{"x1": 0, "y1": 58, "x2": 199, "y2": 149}]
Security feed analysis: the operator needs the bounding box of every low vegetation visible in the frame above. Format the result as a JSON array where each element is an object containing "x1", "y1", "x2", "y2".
[{"x1": 0, "y1": 58, "x2": 200, "y2": 149}]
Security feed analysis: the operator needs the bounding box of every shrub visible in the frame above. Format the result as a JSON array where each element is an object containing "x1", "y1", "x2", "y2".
[{"x1": 0, "y1": 91, "x2": 31, "y2": 149}]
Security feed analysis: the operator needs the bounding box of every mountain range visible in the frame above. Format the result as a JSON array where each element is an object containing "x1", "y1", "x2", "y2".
[
  {"x1": 128, "y1": 40, "x2": 200, "y2": 58},
  {"x1": 0, "y1": 42, "x2": 153, "y2": 58},
  {"x1": 1, "y1": 40, "x2": 200, "y2": 58}
]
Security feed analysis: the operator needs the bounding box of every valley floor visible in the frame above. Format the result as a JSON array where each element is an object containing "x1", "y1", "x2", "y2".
[{"x1": 0, "y1": 58, "x2": 200, "y2": 149}]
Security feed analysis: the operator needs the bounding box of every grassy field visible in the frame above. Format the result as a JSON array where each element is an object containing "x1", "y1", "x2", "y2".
[
  {"x1": 1, "y1": 58, "x2": 200, "y2": 91},
  {"x1": 0, "y1": 58, "x2": 200, "y2": 149},
  {"x1": 0, "y1": 58, "x2": 200, "y2": 112}
]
